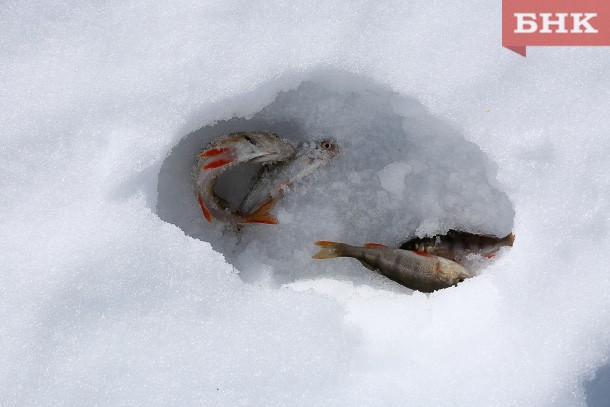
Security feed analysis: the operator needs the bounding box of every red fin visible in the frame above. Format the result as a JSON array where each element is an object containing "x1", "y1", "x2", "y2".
[
  {"x1": 199, "y1": 147, "x2": 236, "y2": 170},
  {"x1": 242, "y1": 198, "x2": 278, "y2": 224},
  {"x1": 315, "y1": 240, "x2": 340, "y2": 247},
  {"x1": 485, "y1": 253, "x2": 496, "y2": 259},
  {"x1": 198, "y1": 147, "x2": 230, "y2": 158},
  {"x1": 203, "y1": 158, "x2": 233, "y2": 170},
  {"x1": 313, "y1": 241, "x2": 342, "y2": 259},
  {"x1": 412, "y1": 250, "x2": 432, "y2": 257},
  {"x1": 197, "y1": 193, "x2": 213, "y2": 223},
  {"x1": 364, "y1": 243, "x2": 387, "y2": 248}
]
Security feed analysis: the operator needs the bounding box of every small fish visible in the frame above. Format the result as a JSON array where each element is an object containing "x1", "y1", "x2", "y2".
[
  {"x1": 239, "y1": 139, "x2": 339, "y2": 215},
  {"x1": 399, "y1": 229, "x2": 515, "y2": 264},
  {"x1": 313, "y1": 241, "x2": 472, "y2": 293},
  {"x1": 194, "y1": 132, "x2": 296, "y2": 224}
]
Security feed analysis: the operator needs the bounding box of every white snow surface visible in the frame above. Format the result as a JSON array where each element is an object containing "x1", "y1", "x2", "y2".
[{"x1": 2, "y1": 1, "x2": 610, "y2": 406}]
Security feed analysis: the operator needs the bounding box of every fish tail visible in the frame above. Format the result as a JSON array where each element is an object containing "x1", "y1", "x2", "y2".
[
  {"x1": 312, "y1": 241, "x2": 347, "y2": 259},
  {"x1": 503, "y1": 233, "x2": 515, "y2": 247},
  {"x1": 241, "y1": 198, "x2": 278, "y2": 224},
  {"x1": 197, "y1": 192, "x2": 213, "y2": 223}
]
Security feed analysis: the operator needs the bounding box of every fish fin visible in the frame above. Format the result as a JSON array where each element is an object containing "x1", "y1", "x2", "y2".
[
  {"x1": 504, "y1": 233, "x2": 515, "y2": 247},
  {"x1": 197, "y1": 192, "x2": 213, "y2": 223},
  {"x1": 399, "y1": 237, "x2": 418, "y2": 251},
  {"x1": 358, "y1": 260, "x2": 376, "y2": 271},
  {"x1": 412, "y1": 250, "x2": 432, "y2": 257},
  {"x1": 242, "y1": 198, "x2": 278, "y2": 224},
  {"x1": 315, "y1": 240, "x2": 340, "y2": 247},
  {"x1": 198, "y1": 147, "x2": 231, "y2": 158},
  {"x1": 312, "y1": 241, "x2": 343, "y2": 259},
  {"x1": 485, "y1": 253, "x2": 496, "y2": 259},
  {"x1": 203, "y1": 158, "x2": 234, "y2": 170},
  {"x1": 364, "y1": 243, "x2": 387, "y2": 248},
  {"x1": 200, "y1": 147, "x2": 236, "y2": 170}
]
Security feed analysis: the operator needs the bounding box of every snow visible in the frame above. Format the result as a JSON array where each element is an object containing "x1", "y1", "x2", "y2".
[
  {"x1": 1, "y1": 1, "x2": 610, "y2": 406},
  {"x1": 378, "y1": 161, "x2": 412, "y2": 197}
]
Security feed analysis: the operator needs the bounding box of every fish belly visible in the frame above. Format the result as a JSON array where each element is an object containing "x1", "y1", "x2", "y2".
[{"x1": 357, "y1": 248, "x2": 440, "y2": 293}]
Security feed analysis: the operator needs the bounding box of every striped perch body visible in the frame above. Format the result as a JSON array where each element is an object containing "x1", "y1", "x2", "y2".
[{"x1": 399, "y1": 229, "x2": 515, "y2": 265}]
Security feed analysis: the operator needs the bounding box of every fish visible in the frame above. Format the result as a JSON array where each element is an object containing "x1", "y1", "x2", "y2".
[
  {"x1": 194, "y1": 132, "x2": 296, "y2": 224},
  {"x1": 312, "y1": 241, "x2": 473, "y2": 293},
  {"x1": 239, "y1": 139, "x2": 340, "y2": 215},
  {"x1": 399, "y1": 229, "x2": 515, "y2": 264}
]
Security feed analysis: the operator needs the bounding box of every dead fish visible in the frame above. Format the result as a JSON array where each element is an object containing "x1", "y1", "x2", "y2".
[
  {"x1": 239, "y1": 139, "x2": 339, "y2": 215},
  {"x1": 313, "y1": 241, "x2": 473, "y2": 293},
  {"x1": 194, "y1": 132, "x2": 296, "y2": 224},
  {"x1": 399, "y1": 229, "x2": 515, "y2": 264}
]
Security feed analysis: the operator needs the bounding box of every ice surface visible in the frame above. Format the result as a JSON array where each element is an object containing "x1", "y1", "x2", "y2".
[{"x1": 1, "y1": 1, "x2": 610, "y2": 406}]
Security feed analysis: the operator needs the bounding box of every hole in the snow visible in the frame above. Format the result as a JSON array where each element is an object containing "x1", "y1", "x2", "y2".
[
  {"x1": 156, "y1": 72, "x2": 514, "y2": 288},
  {"x1": 585, "y1": 361, "x2": 610, "y2": 407}
]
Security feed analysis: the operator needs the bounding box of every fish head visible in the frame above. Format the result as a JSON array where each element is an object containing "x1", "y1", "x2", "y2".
[
  {"x1": 289, "y1": 140, "x2": 340, "y2": 171},
  {"x1": 318, "y1": 140, "x2": 339, "y2": 158},
  {"x1": 437, "y1": 257, "x2": 474, "y2": 283},
  {"x1": 303, "y1": 139, "x2": 339, "y2": 162}
]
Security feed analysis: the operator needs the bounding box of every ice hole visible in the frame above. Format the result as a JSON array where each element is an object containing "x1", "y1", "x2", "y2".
[{"x1": 157, "y1": 73, "x2": 514, "y2": 287}]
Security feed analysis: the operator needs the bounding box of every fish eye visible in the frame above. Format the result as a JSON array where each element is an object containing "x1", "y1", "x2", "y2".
[{"x1": 321, "y1": 141, "x2": 333, "y2": 150}]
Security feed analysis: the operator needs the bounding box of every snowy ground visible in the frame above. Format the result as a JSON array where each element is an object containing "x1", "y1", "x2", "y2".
[{"x1": 2, "y1": 1, "x2": 610, "y2": 406}]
